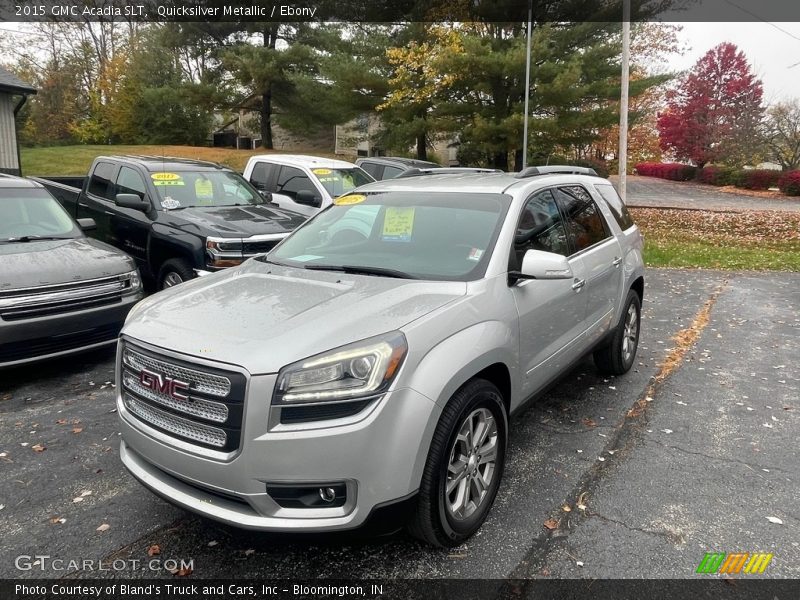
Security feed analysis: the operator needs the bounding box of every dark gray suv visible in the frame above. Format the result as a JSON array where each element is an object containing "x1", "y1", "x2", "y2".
[{"x1": 0, "y1": 175, "x2": 143, "y2": 367}]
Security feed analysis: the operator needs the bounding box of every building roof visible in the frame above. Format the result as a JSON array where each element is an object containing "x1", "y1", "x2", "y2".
[{"x1": 0, "y1": 66, "x2": 36, "y2": 95}]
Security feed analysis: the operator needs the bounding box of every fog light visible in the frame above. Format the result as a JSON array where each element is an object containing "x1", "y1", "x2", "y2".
[{"x1": 266, "y1": 483, "x2": 347, "y2": 508}]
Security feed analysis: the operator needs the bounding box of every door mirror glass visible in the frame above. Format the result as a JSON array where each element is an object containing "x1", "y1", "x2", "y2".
[
  {"x1": 115, "y1": 193, "x2": 150, "y2": 212},
  {"x1": 512, "y1": 249, "x2": 573, "y2": 282}
]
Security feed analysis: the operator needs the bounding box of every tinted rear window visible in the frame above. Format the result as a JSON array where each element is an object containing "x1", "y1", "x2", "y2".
[{"x1": 594, "y1": 183, "x2": 634, "y2": 230}]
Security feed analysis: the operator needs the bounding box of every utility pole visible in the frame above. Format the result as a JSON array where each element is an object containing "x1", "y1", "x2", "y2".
[
  {"x1": 618, "y1": 0, "x2": 631, "y2": 201},
  {"x1": 521, "y1": 0, "x2": 533, "y2": 170}
]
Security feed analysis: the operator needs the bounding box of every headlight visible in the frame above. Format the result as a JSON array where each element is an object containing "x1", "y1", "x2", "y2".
[
  {"x1": 273, "y1": 332, "x2": 408, "y2": 404},
  {"x1": 121, "y1": 270, "x2": 142, "y2": 293},
  {"x1": 206, "y1": 237, "x2": 244, "y2": 268}
]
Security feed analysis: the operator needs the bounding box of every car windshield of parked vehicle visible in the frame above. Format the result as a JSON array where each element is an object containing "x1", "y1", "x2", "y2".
[
  {"x1": 310, "y1": 167, "x2": 374, "y2": 198},
  {"x1": 0, "y1": 189, "x2": 81, "y2": 242},
  {"x1": 267, "y1": 191, "x2": 511, "y2": 281},
  {"x1": 149, "y1": 170, "x2": 264, "y2": 210}
]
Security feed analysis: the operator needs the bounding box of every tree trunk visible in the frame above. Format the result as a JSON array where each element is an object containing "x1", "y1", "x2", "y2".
[
  {"x1": 513, "y1": 148, "x2": 523, "y2": 171},
  {"x1": 416, "y1": 134, "x2": 427, "y2": 161},
  {"x1": 261, "y1": 86, "x2": 273, "y2": 149},
  {"x1": 490, "y1": 151, "x2": 509, "y2": 171}
]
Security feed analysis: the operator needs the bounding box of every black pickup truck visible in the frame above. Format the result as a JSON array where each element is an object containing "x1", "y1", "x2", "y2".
[{"x1": 36, "y1": 156, "x2": 307, "y2": 289}]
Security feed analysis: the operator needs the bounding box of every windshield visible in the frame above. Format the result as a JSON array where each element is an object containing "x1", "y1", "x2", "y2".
[
  {"x1": 150, "y1": 170, "x2": 264, "y2": 209},
  {"x1": 310, "y1": 167, "x2": 374, "y2": 198},
  {"x1": 0, "y1": 189, "x2": 81, "y2": 242},
  {"x1": 267, "y1": 191, "x2": 511, "y2": 281}
]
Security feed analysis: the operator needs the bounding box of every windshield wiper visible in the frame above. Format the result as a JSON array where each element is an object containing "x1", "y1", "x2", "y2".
[
  {"x1": 304, "y1": 264, "x2": 417, "y2": 279},
  {"x1": 1, "y1": 236, "x2": 74, "y2": 243}
]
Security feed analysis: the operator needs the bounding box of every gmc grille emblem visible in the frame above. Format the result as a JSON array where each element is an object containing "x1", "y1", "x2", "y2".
[{"x1": 139, "y1": 368, "x2": 190, "y2": 400}]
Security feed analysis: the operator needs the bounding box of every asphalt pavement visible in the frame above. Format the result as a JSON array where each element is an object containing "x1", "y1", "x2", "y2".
[
  {"x1": 617, "y1": 175, "x2": 800, "y2": 213},
  {"x1": 2, "y1": 268, "x2": 797, "y2": 579}
]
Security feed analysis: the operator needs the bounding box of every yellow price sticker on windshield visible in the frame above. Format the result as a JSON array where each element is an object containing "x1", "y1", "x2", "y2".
[
  {"x1": 382, "y1": 207, "x2": 415, "y2": 242},
  {"x1": 334, "y1": 194, "x2": 366, "y2": 205},
  {"x1": 195, "y1": 178, "x2": 213, "y2": 199},
  {"x1": 151, "y1": 172, "x2": 181, "y2": 181},
  {"x1": 312, "y1": 168, "x2": 332, "y2": 175}
]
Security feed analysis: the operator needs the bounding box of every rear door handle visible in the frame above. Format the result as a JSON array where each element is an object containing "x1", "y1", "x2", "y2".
[
  {"x1": 613, "y1": 257, "x2": 622, "y2": 267},
  {"x1": 572, "y1": 278, "x2": 585, "y2": 291}
]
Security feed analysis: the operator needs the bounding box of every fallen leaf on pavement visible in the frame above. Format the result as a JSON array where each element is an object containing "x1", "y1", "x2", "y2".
[
  {"x1": 56, "y1": 419, "x2": 68, "y2": 425},
  {"x1": 72, "y1": 428, "x2": 83, "y2": 434},
  {"x1": 543, "y1": 518, "x2": 559, "y2": 530},
  {"x1": 766, "y1": 516, "x2": 783, "y2": 525},
  {"x1": 147, "y1": 545, "x2": 161, "y2": 557},
  {"x1": 581, "y1": 418, "x2": 597, "y2": 428},
  {"x1": 661, "y1": 429, "x2": 673, "y2": 434},
  {"x1": 173, "y1": 566, "x2": 193, "y2": 577},
  {"x1": 96, "y1": 523, "x2": 110, "y2": 532},
  {"x1": 49, "y1": 517, "x2": 66, "y2": 524},
  {"x1": 72, "y1": 497, "x2": 84, "y2": 503},
  {"x1": 562, "y1": 505, "x2": 572, "y2": 512},
  {"x1": 208, "y1": 541, "x2": 218, "y2": 547},
  {"x1": 576, "y1": 561, "x2": 584, "y2": 567},
  {"x1": 31, "y1": 444, "x2": 46, "y2": 452}
]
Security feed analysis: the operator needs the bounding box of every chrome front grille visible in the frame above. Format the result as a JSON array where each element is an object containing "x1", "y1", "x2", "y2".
[
  {"x1": 123, "y1": 395, "x2": 227, "y2": 448},
  {"x1": 122, "y1": 347, "x2": 231, "y2": 397},
  {"x1": 0, "y1": 274, "x2": 134, "y2": 321},
  {"x1": 122, "y1": 371, "x2": 229, "y2": 423},
  {"x1": 120, "y1": 342, "x2": 246, "y2": 453}
]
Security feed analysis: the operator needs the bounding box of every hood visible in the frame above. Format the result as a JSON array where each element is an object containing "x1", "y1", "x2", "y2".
[
  {"x1": 0, "y1": 237, "x2": 135, "y2": 290},
  {"x1": 168, "y1": 204, "x2": 307, "y2": 237},
  {"x1": 122, "y1": 259, "x2": 466, "y2": 374}
]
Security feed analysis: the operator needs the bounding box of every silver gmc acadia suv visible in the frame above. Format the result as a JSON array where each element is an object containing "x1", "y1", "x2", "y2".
[{"x1": 117, "y1": 166, "x2": 645, "y2": 546}]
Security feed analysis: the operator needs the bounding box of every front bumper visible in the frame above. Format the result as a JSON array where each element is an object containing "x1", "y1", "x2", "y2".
[
  {"x1": 0, "y1": 292, "x2": 142, "y2": 368},
  {"x1": 118, "y1": 359, "x2": 439, "y2": 532}
]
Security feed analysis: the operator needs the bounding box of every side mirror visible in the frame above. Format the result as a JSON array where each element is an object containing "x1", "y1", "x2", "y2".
[
  {"x1": 76, "y1": 218, "x2": 96, "y2": 231},
  {"x1": 259, "y1": 190, "x2": 273, "y2": 202},
  {"x1": 115, "y1": 193, "x2": 150, "y2": 213},
  {"x1": 295, "y1": 190, "x2": 322, "y2": 208},
  {"x1": 510, "y1": 249, "x2": 573, "y2": 283}
]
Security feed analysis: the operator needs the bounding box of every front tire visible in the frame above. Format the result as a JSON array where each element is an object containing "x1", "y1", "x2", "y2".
[
  {"x1": 594, "y1": 289, "x2": 641, "y2": 375},
  {"x1": 158, "y1": 258, "x2": 194, "y2": 290},
  {"x1": 408, "y1": 378, "x2": 507, "y2": 547}
]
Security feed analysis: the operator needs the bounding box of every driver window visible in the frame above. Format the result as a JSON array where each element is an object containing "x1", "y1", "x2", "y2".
[
  {"x1": 513, "y1": 189, "x2": 569, "y2": 268},
  {"x1": 116, "y1": 167, "x2": 147, "y2": 200},
  {"x1": 276, "y1": 166, "x2": 317, "y2": 200}
]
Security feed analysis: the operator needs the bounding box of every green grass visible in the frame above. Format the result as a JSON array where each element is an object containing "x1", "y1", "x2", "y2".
[
  {"x1": 643, "y1": 239, "x2": 800, "y2": 270},
  {"x1": 21, "y1": 145, "x2": 341, "y2": 176}
]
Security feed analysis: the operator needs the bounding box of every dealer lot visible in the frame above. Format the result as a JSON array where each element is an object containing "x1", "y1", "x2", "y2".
[{"x1": 1, "y1": 268, "x2": 797, "y2": 579}]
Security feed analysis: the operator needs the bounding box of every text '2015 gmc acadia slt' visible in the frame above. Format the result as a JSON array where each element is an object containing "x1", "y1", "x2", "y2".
[{"x1": 117, "y1": 168, "x2": 644, "y2": 546}]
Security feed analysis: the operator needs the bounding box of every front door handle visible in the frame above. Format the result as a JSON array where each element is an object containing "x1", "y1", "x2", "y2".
[
  {"x1": 613, "y1": 256, "x2": 623, "y2": 267},
  {"x1": 572, "y1": 278, "x2": 585, "y2": 291}
]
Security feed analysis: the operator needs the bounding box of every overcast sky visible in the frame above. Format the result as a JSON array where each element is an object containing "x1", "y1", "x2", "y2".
[{"x1": 668, "y1": 22, "x2": 800, "y2": 103}]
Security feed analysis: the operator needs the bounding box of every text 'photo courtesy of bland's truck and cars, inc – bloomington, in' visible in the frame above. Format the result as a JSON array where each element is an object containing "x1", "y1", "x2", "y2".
[{"x1": 0, "y1": 1, "x2": 799, "y2": 600}]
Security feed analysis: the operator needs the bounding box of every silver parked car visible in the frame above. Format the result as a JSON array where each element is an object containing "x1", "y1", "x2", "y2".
[{"x1": 117, "y1": 168, "x2": 644, "y2": 546}]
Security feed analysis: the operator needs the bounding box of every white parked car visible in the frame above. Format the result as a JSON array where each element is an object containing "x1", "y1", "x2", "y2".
[{"x1": 243, "y1": 154, "x2": 374, "y2": 216}]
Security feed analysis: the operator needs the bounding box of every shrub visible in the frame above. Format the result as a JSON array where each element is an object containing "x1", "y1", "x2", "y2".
[
  {"x1": 734, "y1": 169, "x2": 781, "y2": 190},
  {"x1": 778, "y1": 170, "x2": 800, "y2": 196},
  {"x1": 634, "y1": 162, "x2": 696, "y2": 181},
  {"x1": 697, "y1": 166, "x2": 736, "y2": 186}
]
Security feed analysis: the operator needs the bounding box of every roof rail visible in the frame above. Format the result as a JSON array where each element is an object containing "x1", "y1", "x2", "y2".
[
  {"x1": 515, "y1": 165, "x2": 598, "y2": 179},
  {"x1": 397, "y1": 167, "x2": 503, "y2": 178}
]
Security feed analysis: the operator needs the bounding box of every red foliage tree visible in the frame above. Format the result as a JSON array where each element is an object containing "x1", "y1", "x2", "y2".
[{"x1": 657, "y1": 43, "x2": 764, "y2": 168}]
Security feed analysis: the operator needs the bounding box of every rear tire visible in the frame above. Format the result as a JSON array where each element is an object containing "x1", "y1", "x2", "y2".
[
  {"x1": 594, "y1": 289, "x2": 641, "y2": 376},
  {"x1": 158, "y1": 258, "x2": 194, "y2": 290},
  {"x1": 408, "y1": 378, "x2": 507, "y2": 547}
]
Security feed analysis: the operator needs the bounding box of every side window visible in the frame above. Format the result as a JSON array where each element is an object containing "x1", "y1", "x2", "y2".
[
  {"x1": 594, "y1": 183, "x2": 634, "y2": 230},
  {"x1": 555, "y1": 186, "x2": 611, "y2": 254},
  {"x1": 116, "y1": 167, "x2": 147, "y2": 200},
  {"x1": 87, "y1": 162, "x2": 116, "y2": 200},
  {"x1": 513, "y1": 189, "x2": 569, "y2": 267},
  {"x1": 382, "y1": 165, "x2": 405, "y2": 179},
  {"x1": 359, "y1": 162, "x2": 383, "y2": 179},
  {"x1": 275, "y1": 166, "x2": 317, "y2": 200},
  {"x1": 250, "y1": 162, "x2": 276, "y2": 191}
]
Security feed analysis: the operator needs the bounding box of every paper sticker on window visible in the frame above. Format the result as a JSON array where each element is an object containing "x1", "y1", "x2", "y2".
[
  {"x1": 334, "y1": 194, "x2": 366, "y2": 205},
  {"x1": 152, "y1": 172, "x2": 185, "y2": 187},
  {"x1": 382, "y1": 207, "x2": 415, "y2": 242},
  {"x1": 195, "y1": 177, "x2": 214, "y2": 199},
  {"x1": 161, "y1": 197, "x2": 180, "y2": 210},
  {"x1": 289, "y1": 254, "x2": 324, "y2": 262},
  {"x1": 467, "y1": 248, "x2": 484, "y2": 261},
  {"x1": 312, "y1": 168, "x2": 332, "y2": 175}
]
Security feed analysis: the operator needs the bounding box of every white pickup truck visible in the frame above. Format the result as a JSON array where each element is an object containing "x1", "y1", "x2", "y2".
[{"x1": 242, "y1": 155, "x2": 374, "y2": 216}]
